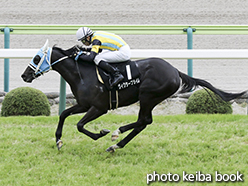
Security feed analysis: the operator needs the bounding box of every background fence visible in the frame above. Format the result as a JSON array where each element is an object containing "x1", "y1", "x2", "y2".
[
  {"x1": 2, "y1": 25, "x2": 248, "y2": 34},
  {"x1": 1, "y1": 25, "x2": 248, "y2": 114}
]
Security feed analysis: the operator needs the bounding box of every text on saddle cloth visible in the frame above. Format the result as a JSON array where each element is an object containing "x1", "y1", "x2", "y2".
[{"x1": 96, "y1": 60, "x2": 140, "y2": 110}]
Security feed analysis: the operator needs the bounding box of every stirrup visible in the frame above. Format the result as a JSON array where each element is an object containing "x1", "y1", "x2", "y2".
[{"x1": 111, "y1": 74, "x2": 124, "y2": 87}]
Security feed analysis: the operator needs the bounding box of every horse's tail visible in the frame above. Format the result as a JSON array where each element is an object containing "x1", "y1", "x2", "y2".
[{"x1": 178, "y1": 70, "x2": 246, "y2": 101}]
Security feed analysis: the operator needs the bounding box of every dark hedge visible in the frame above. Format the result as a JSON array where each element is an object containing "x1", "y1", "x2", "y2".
[
  {"x1": 186, "y1": 89, "x2": 232, "y2": 114},
  {"x1": 1, "y1": 87, "x2": 50, "y2": 116}
]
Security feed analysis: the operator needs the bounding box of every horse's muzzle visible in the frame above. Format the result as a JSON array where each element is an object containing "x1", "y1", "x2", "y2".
[{"x1": 21, "y1": 73, "x2": 33, "y2": 83}]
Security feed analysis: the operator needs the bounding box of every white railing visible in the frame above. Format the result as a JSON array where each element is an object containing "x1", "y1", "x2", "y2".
[
  {"x1": 1, "y1": 49, "x2": 248, "y2": 59},
  {"x1": 131, "y1": 49, "x2": 248, "y2": 59}
]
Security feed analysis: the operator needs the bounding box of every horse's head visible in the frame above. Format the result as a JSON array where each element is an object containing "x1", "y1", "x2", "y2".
[{"x1": 21, "y1": 40, "x2": 52, "y2": 83}]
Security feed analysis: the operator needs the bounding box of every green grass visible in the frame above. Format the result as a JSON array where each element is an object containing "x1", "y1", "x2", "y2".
[{"x1": 0, "y1": 114, "x2": 248, "y2": 185}]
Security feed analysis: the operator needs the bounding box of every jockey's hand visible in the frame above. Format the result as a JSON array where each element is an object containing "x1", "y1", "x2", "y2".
[
  {"x1": 71, "y1": 50, "x2": 84, "y2": 61},
  {"x1": 73, "y1": 45, "x2": 81, "y2": 51},
  {"x1": 80, "y1": 46, "x2": 92, "y2": 52},
  {"x1": 74, "y1": 45, "x2": 91, "y2": 52}
]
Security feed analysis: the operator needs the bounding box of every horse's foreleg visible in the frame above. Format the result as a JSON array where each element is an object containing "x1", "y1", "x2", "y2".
[
  {"x1": 55, "y1": 104, "x2": 87, "y2": 150},
  {"x1": 77, "y1": 106, "x2": 109, "y2": 140}
]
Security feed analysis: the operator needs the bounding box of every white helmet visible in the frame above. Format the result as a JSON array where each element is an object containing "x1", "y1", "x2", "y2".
[{"x1": 76, "y1": 27, "x2": 93, "y2": 41}]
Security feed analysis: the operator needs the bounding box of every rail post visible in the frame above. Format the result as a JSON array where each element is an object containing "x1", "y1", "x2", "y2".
[
  {"x1": 59, "y1": 77, "x2": 66, "y2": 115},
  {"x1": 1, "y1": 27, "x2": 13, "y2": 92},
  {"x1": 183, "y1": 26, "x2": 196, "y2": 77}
]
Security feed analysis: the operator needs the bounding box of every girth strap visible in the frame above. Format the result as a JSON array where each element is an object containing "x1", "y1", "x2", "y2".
[{"x1": 109, "y1": 89, "x2": 118, "y2": 110}]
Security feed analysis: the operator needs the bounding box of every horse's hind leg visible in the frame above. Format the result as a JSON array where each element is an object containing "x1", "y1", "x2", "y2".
[
  {"x1": 106, "y1": 110, "x2": 152, "y2": 152},
  {"x1": 76, "y1": 106, "x2": 110, "y2": 140},
  {"x1": 111, "y1": 91, "x2": 162, "y2": 142},
  {"x1": 107, "y1": 95, "x2": 155, "y2": 152},
  {"x1": 111, "y1": 108, "x2": 152, "y2": 141},
  {"x1": 106, "y1": 125, "x2": 147, "y2": 152},
  {"x1": 108, "y1": 87, "x2": 178, "y2": 152}
]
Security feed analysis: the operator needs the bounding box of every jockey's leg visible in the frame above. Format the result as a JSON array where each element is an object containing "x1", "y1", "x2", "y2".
[
  {"x1": 98, "y1": 60, "x2": 124, "y2": 87},
  {"x1": 94, "y1": 45, "x2": 130, "y2": 87}
]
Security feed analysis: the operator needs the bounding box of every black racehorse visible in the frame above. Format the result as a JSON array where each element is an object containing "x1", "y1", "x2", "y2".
[{"x1": 21, "y1": 40, "x2": 246, "y2": 152}]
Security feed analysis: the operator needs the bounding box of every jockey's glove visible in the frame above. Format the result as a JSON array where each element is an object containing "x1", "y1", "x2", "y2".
[
  {"x1": 80, "y1": 47, "x2": 92, "y2": 52},
  {"x1": 79, "y1": 46, "x2": 102, "y2": 53},
  {"x1": 74, "y1": 45, "x2": 92, "y2": 52}
]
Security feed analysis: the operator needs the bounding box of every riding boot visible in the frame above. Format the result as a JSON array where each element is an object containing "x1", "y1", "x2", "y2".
[{"x1": 98, "y1": 60, "x2": 124, "y2": 87}]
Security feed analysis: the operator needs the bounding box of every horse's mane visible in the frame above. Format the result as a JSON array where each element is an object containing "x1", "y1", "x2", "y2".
[
  {"x1": 52, "y1": 45, "x2": 95, "y2": 66},
  {"x1": 52, "y1": 45, "x2": 76, "y2": 56}
]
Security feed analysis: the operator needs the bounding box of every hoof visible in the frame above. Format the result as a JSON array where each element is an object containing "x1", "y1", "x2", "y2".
[
  {"x1": 106, "y1": 146, "x2": 115, "y2": 153},
  {"x1": 111, "y1": 129, "x2": 120, "y2": 141},
  {"x1": 106, "y1": 144, "x2": 120, "y2": 153},
  {"x1": 56, "y1": 139, "x2": 63, "y2": 150},
  {"x1": 100, "y1": 129, "x2": 110, "y2": 136}
]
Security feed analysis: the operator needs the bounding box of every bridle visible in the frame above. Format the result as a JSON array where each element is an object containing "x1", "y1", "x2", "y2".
[
  {"x1": 28, "y1": 47, "x2": 69, "y2": 79},
  {"x1": 28, "y1": 40, "x2": 84, "y2": 82}
]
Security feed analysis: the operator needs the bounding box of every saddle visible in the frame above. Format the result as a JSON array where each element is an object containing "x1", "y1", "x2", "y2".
[{"x1": 96, "y1": 60, "x2": 141, "y2": 109}]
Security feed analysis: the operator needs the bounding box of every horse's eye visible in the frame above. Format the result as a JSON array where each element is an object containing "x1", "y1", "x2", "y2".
[{"x1": 33, "y1": 55, "x2": 41, "y2": 65}]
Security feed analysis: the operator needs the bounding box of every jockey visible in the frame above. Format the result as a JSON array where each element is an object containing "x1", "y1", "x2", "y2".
[{"x1": 75, "y1": 27, "x2": 131, "y2": 87}]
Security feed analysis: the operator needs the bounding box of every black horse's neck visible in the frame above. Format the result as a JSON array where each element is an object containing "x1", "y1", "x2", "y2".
[{"x1": 50, "y1": 47, "x2": 97, "y2": 95}]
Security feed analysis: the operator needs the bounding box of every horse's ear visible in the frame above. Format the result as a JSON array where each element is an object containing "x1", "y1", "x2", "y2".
[{"x1": 42, "y1": 39, "x2": 49, "y2": 52}]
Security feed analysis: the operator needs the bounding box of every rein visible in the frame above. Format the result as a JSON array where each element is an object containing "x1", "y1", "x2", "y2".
[{"x1": 51, "y1": 56, "x2": 69, "y2": 67}]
